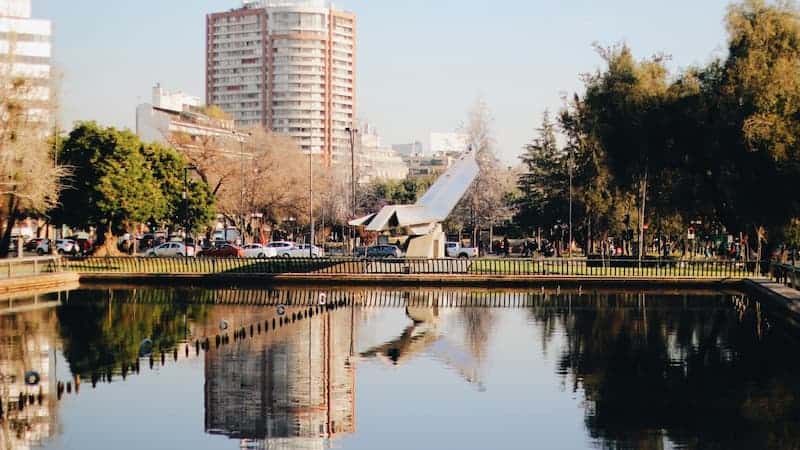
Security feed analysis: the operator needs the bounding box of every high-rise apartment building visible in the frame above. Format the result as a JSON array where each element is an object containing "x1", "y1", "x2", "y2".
[
  {"x1": 0, "y1": 0, "x2": 52, "y2": 117},
  {"x1": 206, "y1": 0, "x2": 356, "y2": 164}
]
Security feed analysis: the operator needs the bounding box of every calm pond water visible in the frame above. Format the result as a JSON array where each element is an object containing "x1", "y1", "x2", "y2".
[{"x1": 1, "y1": 286, "x2": 799, "y2": 450}]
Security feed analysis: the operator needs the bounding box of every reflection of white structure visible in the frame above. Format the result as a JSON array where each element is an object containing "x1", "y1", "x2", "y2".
[
  {"x1": 351, "y1": 150, "x2": 478, "y2": 258},
  {"x1": 358, "y1": 123, "x2": 408, "y2": 184},
  {"x1": 0, "y1": 308, "x2": 58, "y2": 450},
  {"x1": 0, "y1": 0, "x2": 52, "y2": 116}
]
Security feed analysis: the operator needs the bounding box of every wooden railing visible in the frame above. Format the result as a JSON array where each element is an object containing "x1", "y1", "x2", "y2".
[
  {"x1": 0, "y1": 256, "x2": 64, "y2": 279},
  {"x1": 65, "y1": 256, "x2": 764, "y2": 279}
]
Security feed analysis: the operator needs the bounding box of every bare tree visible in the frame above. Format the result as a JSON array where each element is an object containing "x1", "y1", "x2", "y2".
[
  {"x1": 451, "y1": 98, "x2": 516, "y2": 247},
  {"x1": 0, "y1": 39, "x2": 65, "y2": 256}
]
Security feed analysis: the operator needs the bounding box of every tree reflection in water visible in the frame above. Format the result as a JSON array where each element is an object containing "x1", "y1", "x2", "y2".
[
  {"x1": 2, "y1": 288, "x2": 798, "y2": 450},
  {"x1": 533, "y1": 292, "x2": 800, "y2": 450}
]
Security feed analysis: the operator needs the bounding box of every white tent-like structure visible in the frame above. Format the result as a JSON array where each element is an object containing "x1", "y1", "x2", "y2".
[{"x1": 349, "y1": 149, "x2": 479, "y2": 258}]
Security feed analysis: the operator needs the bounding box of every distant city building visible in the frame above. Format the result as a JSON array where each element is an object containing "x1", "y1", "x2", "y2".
[
  {"x1": 403, "y1": 151, "x2": 461, "y2": 179},
  {"x1": 206, "y1": 0, "x2": 356, "y2": 164},
  {"x1": 429, "y1": 131, "x2": 468, "y2": 154},
  {"x1": 0, "y1": 0, "x2": 52, "y2": 119},
  {"x1": 357, "y1": 123, "x2": 408, "y2": 184},
  {"x1": 136, "y1": 84, "x2": 247, "y2": 153},
  {"x1": 391, "y1": 140, "x2": 423, "y2": 157}
]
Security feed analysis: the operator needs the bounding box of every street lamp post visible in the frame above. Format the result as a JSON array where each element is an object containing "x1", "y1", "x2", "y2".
[
  {"x1": 240, "y1": 137, "x2": 246, "y2": 245},
  {"x1": 309, "y1": 151, "x2": 314, "y2": 258},
  {"x1": 345, "y1": 127, "x2": 359, "y2": 253},
  {"x1": 568, "y1": 148, "x2": 574, "y2": 257}
]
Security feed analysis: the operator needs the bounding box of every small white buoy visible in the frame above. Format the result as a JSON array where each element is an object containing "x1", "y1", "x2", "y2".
[
  {"x1": 219, "y1": 320, "x2": 230, "y2": 331},
  {"x1": 277, "y1": 304, "x2": 286, "y2": 316},
  {"x1": 319, "y1": 293, "x2": 327, "y2": 306}
]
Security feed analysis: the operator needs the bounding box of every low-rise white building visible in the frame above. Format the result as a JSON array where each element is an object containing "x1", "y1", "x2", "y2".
[
  {"x1": 136, "y1": 84, "x2": 247, "y2": 151},
  {"x1": 358, "y1": 123, "x2": 408, "y2": 184},
  {"x1": 430, "y1": 131, "x2": 468, "y2": 155}
]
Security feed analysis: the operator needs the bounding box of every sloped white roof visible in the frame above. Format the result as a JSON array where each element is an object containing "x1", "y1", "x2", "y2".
[{"x1": 352, "y1": 151, "x2": 479, "y2": 233}]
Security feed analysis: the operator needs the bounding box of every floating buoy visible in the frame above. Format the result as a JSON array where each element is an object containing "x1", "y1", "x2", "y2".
[
  {"x1": 277, "y1": 305, "x2": 286, "y2": 316},
  {"x1": 319, "y1": 293, "x2": 327, "y2": 306},
  {"x1": 220, "y1": 320, "x2": 230, "y2": 331},
  {"x1": 24, "y1": 371, "x2": 40, "y2": 386},
  {"x1": 139, "y1": 339, "x2": 154, "y2": 357}
]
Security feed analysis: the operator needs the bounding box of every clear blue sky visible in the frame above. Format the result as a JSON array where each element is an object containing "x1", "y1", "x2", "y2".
[{"x1": 36, "y1": 0, "x2": 732, "y2": 164}]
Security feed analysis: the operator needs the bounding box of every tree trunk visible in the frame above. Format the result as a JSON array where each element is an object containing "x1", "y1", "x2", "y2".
[
  {"x1": 92, "y1": 223, "x2": 124, "y2": 257},
  {"x1": 0, "y1": 195, "x2": 19, "y2": 258},
  {"x1": 638, "y1": 171, "x2": 648, "y2": 268}
]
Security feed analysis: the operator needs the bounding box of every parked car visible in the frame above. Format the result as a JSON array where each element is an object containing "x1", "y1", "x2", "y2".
[
  {"x1": 198, "y1": 244, "x2": 244, "y2": 258},
  {"x1": 365, "y1": 245, "x2": 403, "y2": 259},
  {"x1": 287, "y1": 244, "x2": 324, "y2": 258},
  {"x1": 267, "y1": 241, "x2": 296, "y2": 257},
  {"x1": 24, "y1": 238, "x2": 46, "y2": 252},
  {"x1": 242, "y1": 243, "x2": 277, "y2": 259},
  {"x1": 212, "y1": 229, "x2": 242, "y2": 244},
  {"x1": 67, "y1": 236, "x2": 94, "y2": 255},
  {"x1": 145, "y1": 242, "x2": 195, "y2": 258},
  {"x1": 36, "y1": 239, "x2": 78, "y2": 256},
  {"x1": 445, "y1": 242, "x2": 479, "y2": 259}
]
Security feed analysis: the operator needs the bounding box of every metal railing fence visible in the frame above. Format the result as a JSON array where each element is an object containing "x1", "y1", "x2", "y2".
[
  {"x1": 0, "y1": 256, "x2": 64, "y2": 280},
  {"x1": 65, "y1": 256, "x2": 764, "y2": 278}
]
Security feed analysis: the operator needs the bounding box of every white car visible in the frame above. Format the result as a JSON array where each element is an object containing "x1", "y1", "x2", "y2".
[
  {"x1": 267, "y1": 241, "x2": 296, "y2": 257},
  {"x1": 36, "y1": 239, "x2": 78, "y2": 255},
  {"x1": 287, "y1": 244, "x2": 324, "y2": 258},
  {"x1": 445, "y1": 242, "x2": 479, "y2": 259},
  {"x1": 242, "y1": 243, "x2": 277, "y2": 259},
  {"x1": 145, "y1": 242, "x2": 195, "y2": 257}
]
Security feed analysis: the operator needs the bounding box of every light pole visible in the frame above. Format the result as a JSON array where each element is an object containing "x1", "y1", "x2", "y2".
[
  {"x1": 309, "y1": 151, "x2": 314, "y2": 258},
  {"x1": 239, "y1": 136, "x2": 246, "y2": 245},
  {"x1": 183, "y1": 165, "x2": 198, "y2": 255},
  {"x1": 568, "y1": 147, "x2": 574, "y2": 257},
  {"x1": 345, "y1": 127, "x2": 359, "y2": 252}
]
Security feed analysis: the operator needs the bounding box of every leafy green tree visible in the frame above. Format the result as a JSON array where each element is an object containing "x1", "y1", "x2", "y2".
[
  {"x1": 140, "y1": 143, "x2": 215, "y2": 234},
  {"x1": 56, "y1": 122, "x2": 165, "y2": 253},
  {"x1": 55, "y1": 122, "x2": 215, "y2": 253}
]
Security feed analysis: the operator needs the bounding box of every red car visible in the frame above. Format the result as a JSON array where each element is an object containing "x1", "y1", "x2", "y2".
[{"x1": 198, "y1": 244, "x2": 244, "y2": 258}]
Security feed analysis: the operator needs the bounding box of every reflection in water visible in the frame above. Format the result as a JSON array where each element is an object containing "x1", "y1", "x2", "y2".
[
  {"x1": 0, "y1": 298, "x2": 59, "y2": 450},
  {"x1": 205, "y1": 306, "x2": 356, "y2": 449},
  {"x1": 0, "y1": 288, "x2": 798, "y2": 449}
]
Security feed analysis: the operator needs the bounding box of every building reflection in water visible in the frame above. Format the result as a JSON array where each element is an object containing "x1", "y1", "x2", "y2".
[
  {"x1": 0, "y1": 287, "x2": 794, "y2": 450},
  {"x1": 0, "y1": 298, "x2": 60, "y2": 450},
  {"x1": 204, "y1": 303, "x2": 357, "y2": 450}
]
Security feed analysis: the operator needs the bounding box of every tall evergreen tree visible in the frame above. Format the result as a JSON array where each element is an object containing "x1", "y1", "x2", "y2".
[{"x1": 516, "y1": 111, "x2": 568, "y2": 236}]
